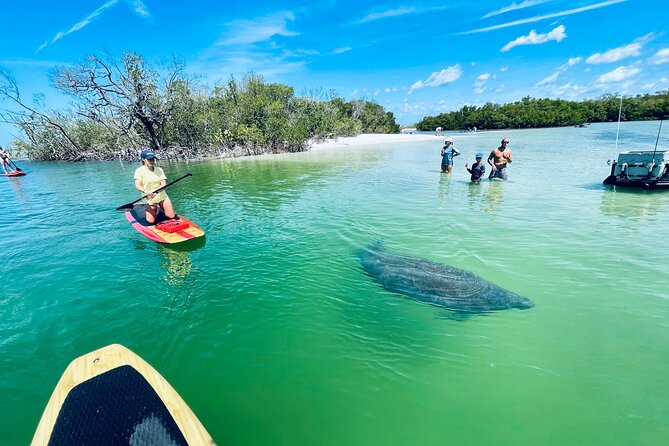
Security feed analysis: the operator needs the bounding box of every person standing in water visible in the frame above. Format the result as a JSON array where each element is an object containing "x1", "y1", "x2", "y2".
[
  {"x1": 465, "y1": 152, "x2": 486, "y2": 183},
  {"x1": 0, "y1": 146, "x2": 14, "y2": 174},
  {"x1": 440, "y1": 138, "x2": 460, "y2": 173},
  {"x1": 134, "y1": 150, "x2": 175, "y2": 224},
  {"x1": 488, "y1": 137, "x2": 513, "y2": 180}
]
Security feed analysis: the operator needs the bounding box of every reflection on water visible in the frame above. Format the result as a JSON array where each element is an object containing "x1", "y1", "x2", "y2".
[
  {"x1": 7, "y1": 177, "x2": 30, "y2": 204},
  {"x1": 160, "y1": 247, "x2": 195, "y2": 286},
  {"x1": 437, "y1": 173, "x2": 451, "y2": 201},
  {"x1": 467, "y1": 182, "x2": 484, "y2": 207},
  {"x1": 485, "y1": 180, "x2": 505, "y2": 213},
  {"x1": 600, "y1": 189, "x2": 665, "y2": 220}
]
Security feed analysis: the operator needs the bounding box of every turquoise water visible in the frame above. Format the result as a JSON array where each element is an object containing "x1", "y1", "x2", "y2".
[{"x1": 1, "y1": 121, "x2": 669, "y2": 445}]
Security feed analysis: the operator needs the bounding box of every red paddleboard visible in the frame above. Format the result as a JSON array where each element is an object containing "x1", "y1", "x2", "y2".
[
  {"x1": 1, "y1": 170, "x2": 26, "y2": 177},
  {"x1": 125, "y1": 204, "x2": 205, "y2": 244}
]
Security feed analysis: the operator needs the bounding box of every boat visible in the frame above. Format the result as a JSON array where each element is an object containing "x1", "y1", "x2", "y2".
[
  {"x1": 602, "y1": 96, "x2": 668, "y2": 189},
  {"x1": 603, "y1": 150, "x2": 669, "y2": 189},
  {"x1": 126, "y1": 204, "x2": 205, "y2": 244},
  {"x1": 31, "y1": 344, "x2": 215, "y2": 445}
]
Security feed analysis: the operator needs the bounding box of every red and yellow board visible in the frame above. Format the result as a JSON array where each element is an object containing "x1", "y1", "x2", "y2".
[
  {"x1": 0, "y1": 170, "x2": 26, "y2": 177},
  {"x1": 125, "y1": 205, "x2": 205, "y2": 244}
]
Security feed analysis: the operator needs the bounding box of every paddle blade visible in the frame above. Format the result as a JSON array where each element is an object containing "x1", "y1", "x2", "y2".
[{"x1": 115, "y1": 202, "x2": 136, "y2": 211}]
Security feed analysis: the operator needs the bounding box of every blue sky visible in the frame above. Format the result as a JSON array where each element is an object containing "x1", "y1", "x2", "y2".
[{"x1": 1, "y1": 0, "x2": 668, "y2": 145}]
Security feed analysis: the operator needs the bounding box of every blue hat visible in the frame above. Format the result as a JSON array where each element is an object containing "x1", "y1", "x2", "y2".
[
  {"x1": 140, "y1": 150, "x2": 156, "y2": 160},
  {"x1": 475, "y1": 152, "x2": 484, "y2": 158}
]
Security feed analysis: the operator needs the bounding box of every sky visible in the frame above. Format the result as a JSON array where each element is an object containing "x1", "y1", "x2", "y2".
[{"x1": 0, "y1": 0, "x2": 668, "y2": 145}]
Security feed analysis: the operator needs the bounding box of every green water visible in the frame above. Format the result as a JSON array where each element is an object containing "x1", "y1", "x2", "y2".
[{"x1": 2, "y1": 121, "x2": 669, "y2": 445}]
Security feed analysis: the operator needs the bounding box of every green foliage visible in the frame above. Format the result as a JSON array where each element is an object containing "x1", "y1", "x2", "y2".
[
  {"x1": 416, "y1": 92, "x2": 669, "y2": 131},
  {"x1": 4, "y1": 53, "x2": 400, "y2": 160}
]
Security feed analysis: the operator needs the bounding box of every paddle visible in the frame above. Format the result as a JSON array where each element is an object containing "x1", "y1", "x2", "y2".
[
  {"x1": 9, "y1": 159, "x2": 22, "y2": 172},
  {"x1": 115, "y1": 172, "x2": 192, "y2": 211}
]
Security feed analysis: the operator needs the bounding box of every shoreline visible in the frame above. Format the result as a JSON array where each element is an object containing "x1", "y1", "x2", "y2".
[{"x1": 309, "y1": 133, "x2": 443, "y2": 151}]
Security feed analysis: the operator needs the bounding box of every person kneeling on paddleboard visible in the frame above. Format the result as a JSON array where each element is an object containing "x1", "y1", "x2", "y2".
[{"x1": 134, "y1": 150, "x2": 175, "y2": 224}]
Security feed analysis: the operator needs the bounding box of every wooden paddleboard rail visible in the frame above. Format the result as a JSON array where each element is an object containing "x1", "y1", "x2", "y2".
[{"x1": 31, "y1": 344, "x2": 215, "y2": 445}]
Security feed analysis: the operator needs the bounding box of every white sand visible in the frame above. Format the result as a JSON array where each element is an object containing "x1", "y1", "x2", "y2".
[{"x1": 309, "y1": 133, "x2": 443, "y2": 150}]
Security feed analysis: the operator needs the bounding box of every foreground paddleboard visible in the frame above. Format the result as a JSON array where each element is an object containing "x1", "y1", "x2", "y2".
[
  {"x1": 32, "y1": 344, "x2": 215, "y2": 446},
  {"x1": 125, "y1": 204, "x2": 205, "y2": 244},
  {"x1": 0, "y1": 170, "x2": 26, "y2": 177}
]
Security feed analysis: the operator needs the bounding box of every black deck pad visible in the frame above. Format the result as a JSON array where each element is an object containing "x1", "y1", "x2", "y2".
[
  {"x1": 130, "y1": 204, "x2": 181, "y2": 227},
  {"x1": 48, "y1": 365, "x2": 188, "y2": 446}
]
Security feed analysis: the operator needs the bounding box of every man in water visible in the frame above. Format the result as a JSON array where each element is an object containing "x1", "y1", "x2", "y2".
[
  {"x1": 488, "y1": 137, "x2": 513, "y2": 180},
  {"x1": 465, "y1": 152, "x2": 486, "y2": 183},
  {"x1": 440, "y1": 138, "x2": 460, "y2": 173},
  {"x1": 134, "y1": 150, "x2": 175, "y2": 224}
]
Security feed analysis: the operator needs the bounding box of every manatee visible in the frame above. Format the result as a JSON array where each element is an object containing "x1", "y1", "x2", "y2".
[{"x1": 358, "y1": 244, "x2": 533, "y2": 314}]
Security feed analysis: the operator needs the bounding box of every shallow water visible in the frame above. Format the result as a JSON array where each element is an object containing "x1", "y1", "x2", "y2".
[{"x1": 1, "y1": 121, "x2": 668, "y2": 445}]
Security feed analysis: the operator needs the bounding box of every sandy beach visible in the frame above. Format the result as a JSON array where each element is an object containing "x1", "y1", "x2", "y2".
[
  {"x1": 308, "y1": 131, "x2": 504, "y2": 151},
  {"x1": 309, "y1": 133, "x2": 442, "y2": 150}
]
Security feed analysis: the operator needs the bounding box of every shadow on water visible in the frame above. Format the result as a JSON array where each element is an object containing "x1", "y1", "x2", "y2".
[{"x1": 600, "y1": 188, "x2": 666, "y2": 220}]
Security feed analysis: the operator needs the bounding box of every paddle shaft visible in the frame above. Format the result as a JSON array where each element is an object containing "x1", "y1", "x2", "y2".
[
  {"x1": 9, "y1": 159, "x2": 22, "y2": 172},
  {"x1": 116, "y1": 172, "x2": 192, "y2": 211}
]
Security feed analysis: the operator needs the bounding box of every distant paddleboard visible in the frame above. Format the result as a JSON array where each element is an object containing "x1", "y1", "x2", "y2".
[
  {"x1": 31, "y1": 344, "x2": 215, "y2": 445},
  {"x1": 125, "y1": 204, "x2": 205, "y2": 244},
  {"x1": 0, "y1": 170, "x2": 26, "y2": 177}
]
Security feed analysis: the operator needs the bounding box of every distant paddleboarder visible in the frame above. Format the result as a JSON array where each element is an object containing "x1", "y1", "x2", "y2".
[
  {"x1": 134, "y1": 150, "x2": 175, "y2": 224},
  {"x1": 0, "y1": 146, "x2": 14, "y2": 174}
]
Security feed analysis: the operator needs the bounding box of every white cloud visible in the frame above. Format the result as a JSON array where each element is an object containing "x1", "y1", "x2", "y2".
[
  {"x1": 408, "y1": 64, "x2": 462, "y2": 94},
  {"x1": 474, "y1": 73, "x2": 494, "y2": 93},
  {"x1": 537, "y1": 71, "x2": 560, "y2": 85},
  {"x1": 332, "y1": 47, "x2": 352, "y2": 54},
  {"x1": 130, "y1": 0, "x2": 149, "y2": 17},
  {"x1": 536, "y1": 56, "x2": 582, "y2": 86},
  {"x1": 45, "y1": 0, "x2": 120, "y2": 49},
  {"x1": 648, "y1": 48, "x2": 669, "y2": 65},
  {"x1": 356, "y1": 5, "x2": 448, "y2": 24},
  {"x1": 351, "y1": 89, "x2": 359, "y2": 96},
  {"x1": 597, "y1": 65, "x2": 641, "y2": 83},
  {"x1": 483, "y1": 0, "x2": 552, "y2": 18},
  {"x1": 358, "y1": 7, "x2": 417, "y2": 23},
  {"x1": 216, "y1": 11, "x2": 298, "y2": 46},
  {"x1": 500, "y1": 66, "x2": 509, "y2": 72},
  {"x1": 546, "y1": 82, "x2": 591, "y2": 98},
  {"x1": 460, "y1": 0, "x2": 627, "y2": 34},
  {"x1": 586, "y1": 33, "x2": 654, "y2": 64},
  {"x1": 501, "y1": 25, "x2": 566, "y2": 52},
  {"x1": 37, "y1": 0, "x2": 150, "y2": 52},
  {"x1": 641, "y1": 77, "x2": 669, "y2": 90}
]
